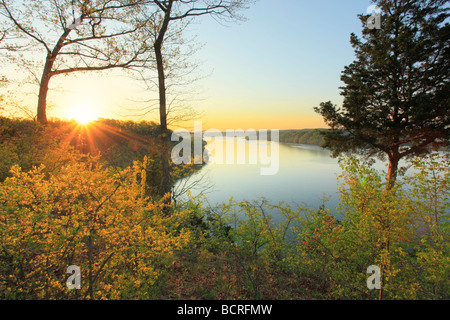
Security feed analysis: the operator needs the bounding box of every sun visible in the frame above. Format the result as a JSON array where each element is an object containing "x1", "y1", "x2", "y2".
[{"x1": 67, "y1": 104, "x2": 99, "y2": 125}]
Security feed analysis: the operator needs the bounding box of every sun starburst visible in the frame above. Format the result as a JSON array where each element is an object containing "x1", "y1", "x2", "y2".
[{"x1": 67, "y1": 103, "x2": 99, "y2": 125}]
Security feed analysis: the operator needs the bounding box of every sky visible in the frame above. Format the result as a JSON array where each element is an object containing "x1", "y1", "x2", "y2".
[
  {"x1": 4, "y1": 0, "x2": 375, "y2": 131},
  {"x1": 186, "y1": 0, "x2": 374, "y2": 130}
]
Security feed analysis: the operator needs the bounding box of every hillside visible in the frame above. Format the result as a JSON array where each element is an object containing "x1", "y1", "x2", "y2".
[
  {"x1": 0, "y1": 117, "x2": 205, "y2": 183},
  {"x1": 279, "y1": 129, "x2": 327, "y2": 146}
]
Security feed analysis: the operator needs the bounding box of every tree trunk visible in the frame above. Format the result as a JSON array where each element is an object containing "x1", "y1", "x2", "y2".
[
  {"x1": 387, "y1": 151, "x2": 400, "y2": 190},
  {"x1": 153, "y1": 1, "x2": 174, "y2": 209},
  {"x1": 36, "y1": 28, "x2": 72, "y2": 124},
  {"x1": 155, "y1": 43, "x2": 172, "y2": 203},
  {"x1": 37, "y1": 57, "x2": 54, "y2": 124}
]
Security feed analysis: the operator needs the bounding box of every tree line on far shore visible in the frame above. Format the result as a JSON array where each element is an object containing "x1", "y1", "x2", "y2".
[{"x1": 279, "y1": 129, "x2": 326, "y2": 146}]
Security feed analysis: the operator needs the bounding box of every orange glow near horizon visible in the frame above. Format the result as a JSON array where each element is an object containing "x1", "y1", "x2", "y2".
[
  {"x1": 66, "y1": 103, "x2": 100, "y2": 125},
  {"x1": 47, "y1": 73, "x2": 330, "y2": 131},
  {"x1": 195, "y1": 110, "x2": 328, "y2": 132}
]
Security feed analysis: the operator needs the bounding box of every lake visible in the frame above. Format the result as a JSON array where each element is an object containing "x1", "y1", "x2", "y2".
[{"x1": 175, "y1": 137, "x2": 392, "y2": 219}]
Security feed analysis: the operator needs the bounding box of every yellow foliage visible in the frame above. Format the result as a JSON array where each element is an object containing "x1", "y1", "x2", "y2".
[{"x1": 0, "y1": 161, "x2": 191, "y2": 299}]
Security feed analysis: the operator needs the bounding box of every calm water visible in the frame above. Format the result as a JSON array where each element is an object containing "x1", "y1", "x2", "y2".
[
  {"x1": 174, "y1": 138, "x2": 447, "y2": 226},
  {"x1": 175, "y1": 137, "x2": 389, "y2": 215}
]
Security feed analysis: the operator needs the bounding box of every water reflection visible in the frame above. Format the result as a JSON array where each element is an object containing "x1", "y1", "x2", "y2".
[
  {"x1": 175, "y1": 139, "x2": 446, "y2": 225},
  {"x1": 177, "y1": 138, "x2": 345, "y2": 212}
]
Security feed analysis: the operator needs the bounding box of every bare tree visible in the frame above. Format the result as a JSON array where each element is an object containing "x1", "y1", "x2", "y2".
[
  {"x1": 136, "y1": 0, "x2": 254, "y2": 206},
  {"x1": 0, "y1": 0, "x2": 154, "y2": 124}
]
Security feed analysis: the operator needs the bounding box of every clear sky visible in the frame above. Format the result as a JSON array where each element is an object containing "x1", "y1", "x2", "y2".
[
  {"x1": 7, "y1": 0, "x2": 375, "y2": 131},
  {"x1": 186, "y1": 0, "x2": 374, "y2": 130}
]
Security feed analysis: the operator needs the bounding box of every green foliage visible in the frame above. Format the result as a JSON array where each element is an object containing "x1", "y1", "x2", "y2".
[
  {"x1": 0, "y1": 117, "x2": 85, "y2": 182},
  {"x1": 315, "y1": 0, "x2": 449, "y2": 185},
  {"x1": 0, "y1": 115, "x2": 447, "y2": 300},
  {"x1": 402, "y1": 153, "x2": 450, "y2": 298},
  {"x1": 72, "y1": 118, "x2": 164, "y2": 169},
  {"x1": 163, "y1": 153, "x2": 449, "y2": 300},
  {"x1": 291, "y1": 153, "x2": 449, "y2": 299},
  {"x1": 279, "y1": 129, "x2": 326, "y2": 146},
  {"x1": 0, "y1": 117, "x2": 203, "y2": 198}
]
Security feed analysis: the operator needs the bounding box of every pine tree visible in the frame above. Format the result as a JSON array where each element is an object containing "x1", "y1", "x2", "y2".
[{"x1": 315, "y1": 0, "x2": 449, "y2": 188}]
